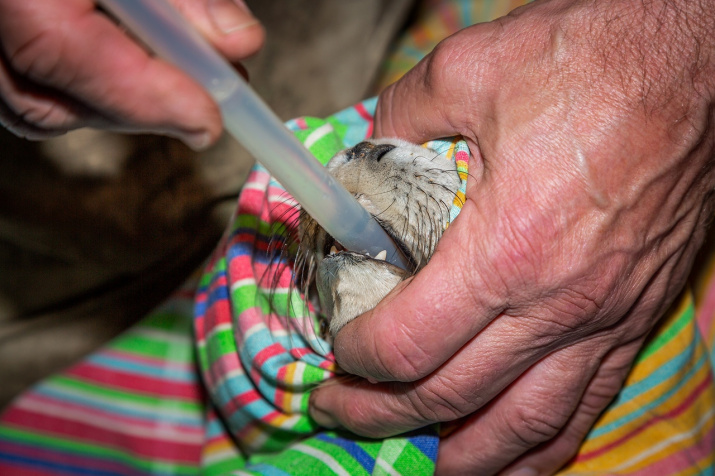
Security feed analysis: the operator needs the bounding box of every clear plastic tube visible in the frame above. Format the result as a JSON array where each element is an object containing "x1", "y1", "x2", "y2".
[{"x1": 96, "y1": 0, "x2": 409, "y2": 269}]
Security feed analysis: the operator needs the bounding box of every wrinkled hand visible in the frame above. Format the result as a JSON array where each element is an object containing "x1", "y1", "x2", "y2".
[
  {"x1": 0, "y1": 0, "x2": 264, "y2": 149},
  {"x1": 310, "y1": 0, "x2": 715, "y2": 474}
]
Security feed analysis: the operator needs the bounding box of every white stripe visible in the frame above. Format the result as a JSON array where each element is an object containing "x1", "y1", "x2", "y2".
[
  {"x1": 230, "y1": 278, "x2": 257, "y2": 293},
  {"x1": 290, "y1": 363, "x2": 306, "y2": 411},
  {"x1": 564, "y1": 405, "x2": 715, "y2": 475},
  {"x1": 43, "y1": 381, "x2": 198, "y2": 420},
  {"x1": 375, "y1": 457, "x2": 402, "y2": 476},
  {"x1": 291, "y1": 443, "x2": 351, "y2": 476},
  {"x1": 242, "y1": 181, "x2": 268, "y2": 192},
  {"x1": 18, "y1": 396, "x2": 203, "y2": 444},
  {"x1": 375, "y1": 438, "x2": 407, "y2": 475},
  {"x1": 303, "y1": 123, "x2": 334, "y2": 149},
  {"x1": 212, "y1": 366, "x2": 247, "y2": 392},
  {"x1": 204, "y1": 322, "x2": 233, "y2": 343}
]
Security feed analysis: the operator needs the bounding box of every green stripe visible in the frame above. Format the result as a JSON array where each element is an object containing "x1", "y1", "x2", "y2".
[
  {"x1": 206, "y1": 327, "x2": 238, "y2": 361},
  {"x1": 111, "y1": 333, "x2": 192, "y2": 362},
  {"x1": 282, "y1": 439, "x2": 366, "y2": 476},
  {"x1": 48, "y1": 377, "x2": 202, "y2": 416},
  {"x1": 390, "y1": 441, "x2": 434, "y2": 475},
  {"x1": 0, "y1": 426, "x2": 199, "y2": 475},
  {"x1": 636, "y1": 299, "x2": 694, "y2": 362},
  {"x1": 202, "y1": 456, "x2": 247, "y2": 476},
  {"x1": 231, "y1": 283, "x2": 269, "y2": 314}
]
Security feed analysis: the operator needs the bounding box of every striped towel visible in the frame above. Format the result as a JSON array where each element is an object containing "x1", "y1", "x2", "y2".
[
  {"x1": 0, "y1": 98, "x2": 465, "y2": 475},
  {"x1": 193, "y1": 97, "x2": 466, "y2": 473},
  {"x1": 1, "y1": 0, "x2": 714, "y2": 473}
]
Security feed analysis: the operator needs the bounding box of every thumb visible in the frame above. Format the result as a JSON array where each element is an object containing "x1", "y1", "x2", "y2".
[
  {"x1": 331, "y1": 199, "x2": 505, "y2": 383},
  {"x1": 169, "y1": 0, "x2": 264, "y2": 61}
]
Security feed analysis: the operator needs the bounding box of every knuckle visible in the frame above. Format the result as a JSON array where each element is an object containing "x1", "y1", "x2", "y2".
[
  {"x1": 502, "y1": 404, "x2": 569, "y2": 448},
  {"x1": 371, "y1": 323, "x2": 436, "y2": 382},
  {"x1": 409, "y1": 377, "x2": 478, "y2": 422},
  {"x1": 7, "y1": 28, "x2": 64, "y2": 84},
  {"x1": 7, "y1": 95, "x2": 74, "y2": 132},
  {"x1": 337, "y1": 395, "x2": 398, "y2": 438}
]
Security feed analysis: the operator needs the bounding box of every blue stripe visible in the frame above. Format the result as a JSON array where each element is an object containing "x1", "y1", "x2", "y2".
[
  {"x1": 589, "y1": 349, "x2": 707, "y2": 439},
  {"x1": 35, "y1": 385, "x2": 202, "y2": 427},
  {"x1": 315, "y1": 433, "x2": 375, "y2": 473},
  {"x1": 244, "y1": 462, "x2": 293, "y2": 476},
  {"x1": 407, "y1": 431, "x2": 439, "y2": 463},
  {"x1": 86, "y1": 354, "x2": 194, "y2": 382},
  {"x1": 0, "y1": 451, "x2": 124, "y2": 476}
]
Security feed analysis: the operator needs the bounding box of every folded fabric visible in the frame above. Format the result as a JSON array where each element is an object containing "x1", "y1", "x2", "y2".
[
  {"x1": 0, "y1": 97, "x2": 713, "y2": 476},
  {"x1": 193, "y1": 96, "x2": 467, "y2": 473}
]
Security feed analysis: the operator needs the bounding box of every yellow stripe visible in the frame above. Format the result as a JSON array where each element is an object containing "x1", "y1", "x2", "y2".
[
  {"x1": 282, "y1": 363, "x2": 296, "y2": 411},
  {"x1": 454, "y1": 191, "x2": 466, "y2": 208},
  {"x1": 570, "y1": 294, "x2": 715, "y2": 469}
]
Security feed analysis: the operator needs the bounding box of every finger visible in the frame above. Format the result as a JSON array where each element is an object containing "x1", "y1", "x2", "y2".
[
  {"x1": 373, "y1": 23, "x2": 497, "y2": 143},
  {"x1": 435, "y1": 339, "x2": 616, "y2": 476},
  {"x1": 310, "y1": 301, "x2": 618, "y2": 438},
  {"x1": 0, "y1": 0, "x2": 252, "y2": 147},
  {"x1": 500, "y1": 339, "x2": 643, "y2": 476},
  {"x1": 169, "y1": 0, "x2": 264, "y2": 61},
  {"x1": 331, "y1": 200, "x2": 508, "y2": 383},
  {"x1": 0, "y1": 93, "x2": 70, "y2": 140}
]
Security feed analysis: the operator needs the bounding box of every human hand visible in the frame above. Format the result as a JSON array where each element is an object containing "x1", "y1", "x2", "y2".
[
  {"x1": 0, "y1": 0, "x2": 263, "y2": 149},
  {"x1": 309, "y1": 0, "x2": 715, "y2": 474}
]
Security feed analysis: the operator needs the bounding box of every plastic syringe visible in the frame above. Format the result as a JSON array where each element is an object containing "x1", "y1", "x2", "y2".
[{"x1": 96, "y1": 0, "x2": 410, "y2": 270}]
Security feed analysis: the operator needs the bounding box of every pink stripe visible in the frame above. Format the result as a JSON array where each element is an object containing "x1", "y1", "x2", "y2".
[
  {"x1": 576, "y1": 372, "x2": 713, "y2": 462},
  {"x1": 630, "y1": 423, "x2": 715, "y2": 475},
  {"x1": 227, "y1": 254, "x2": 257, "y2": 282},
  {"x1": 455, "y1": 150, "x2": 469, "y2": 161},
  {"x1": 253, "y1": 342, "x2": 286, "y2": 367},
  {"x1": 275, "y1": 366, "x2": 286, "y2": 407},
  {"x1": 696, "y1": 273, "x2": 715, "y2": 343},
  {"x1": 244, "y1": 168, "x2": 271, "y2": 187},
  {"x1": 0, "y1": 461, "x2": 62, "y2": 476},
  {"x1": 100, "y1": 350, "x2": 193, "y2": 373},
  {"x1": 236, "y1": 308, "x2": 273, "y2": 336},
  {"x1": 294, "y1": 117, "x2": 309, "y2": 130},
  {"x1": 2, "y1": 408, "x2": 201, "y2": 462},
  {"x1": 354, "y1": 102, "x2": 374, "y2": 138},
  {"x1": 223, "y1": 389, "x2": 262, "y2": 416},
  {"x1": 68, "y1": 363, "x2": 201, "y2": 400},
  {"x1": 19, "y1": 393, "x2": 203, "y2": 438},
  {"x1": 208, "y1": 353, "x2": 244, "y2": 386}
]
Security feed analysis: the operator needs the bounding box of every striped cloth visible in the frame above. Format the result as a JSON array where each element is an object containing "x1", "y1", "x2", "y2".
[
  {"x1": 1, "y1": 1, "x2": 714, "y2": 474},
  {"x1": 0, "y1": 99, "x2": 464, "y2": 476},
  {"x1": 193, "y1": 96, "x2": 465, "y2": 473}
]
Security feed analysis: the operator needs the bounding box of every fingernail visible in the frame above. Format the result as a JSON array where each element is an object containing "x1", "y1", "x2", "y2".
[
  {"x1": 309, "y1": 397, "x2": 339, "y2": 429},
  {"x1": 183, "y1": 131, "x2": 212, "y2": 151},
  {"x1": 208, "y1": 0, "x2": 258, "y2": 34},
  {"x1": 504, "y1": 467, "x2": 538, "y2": 476}
]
